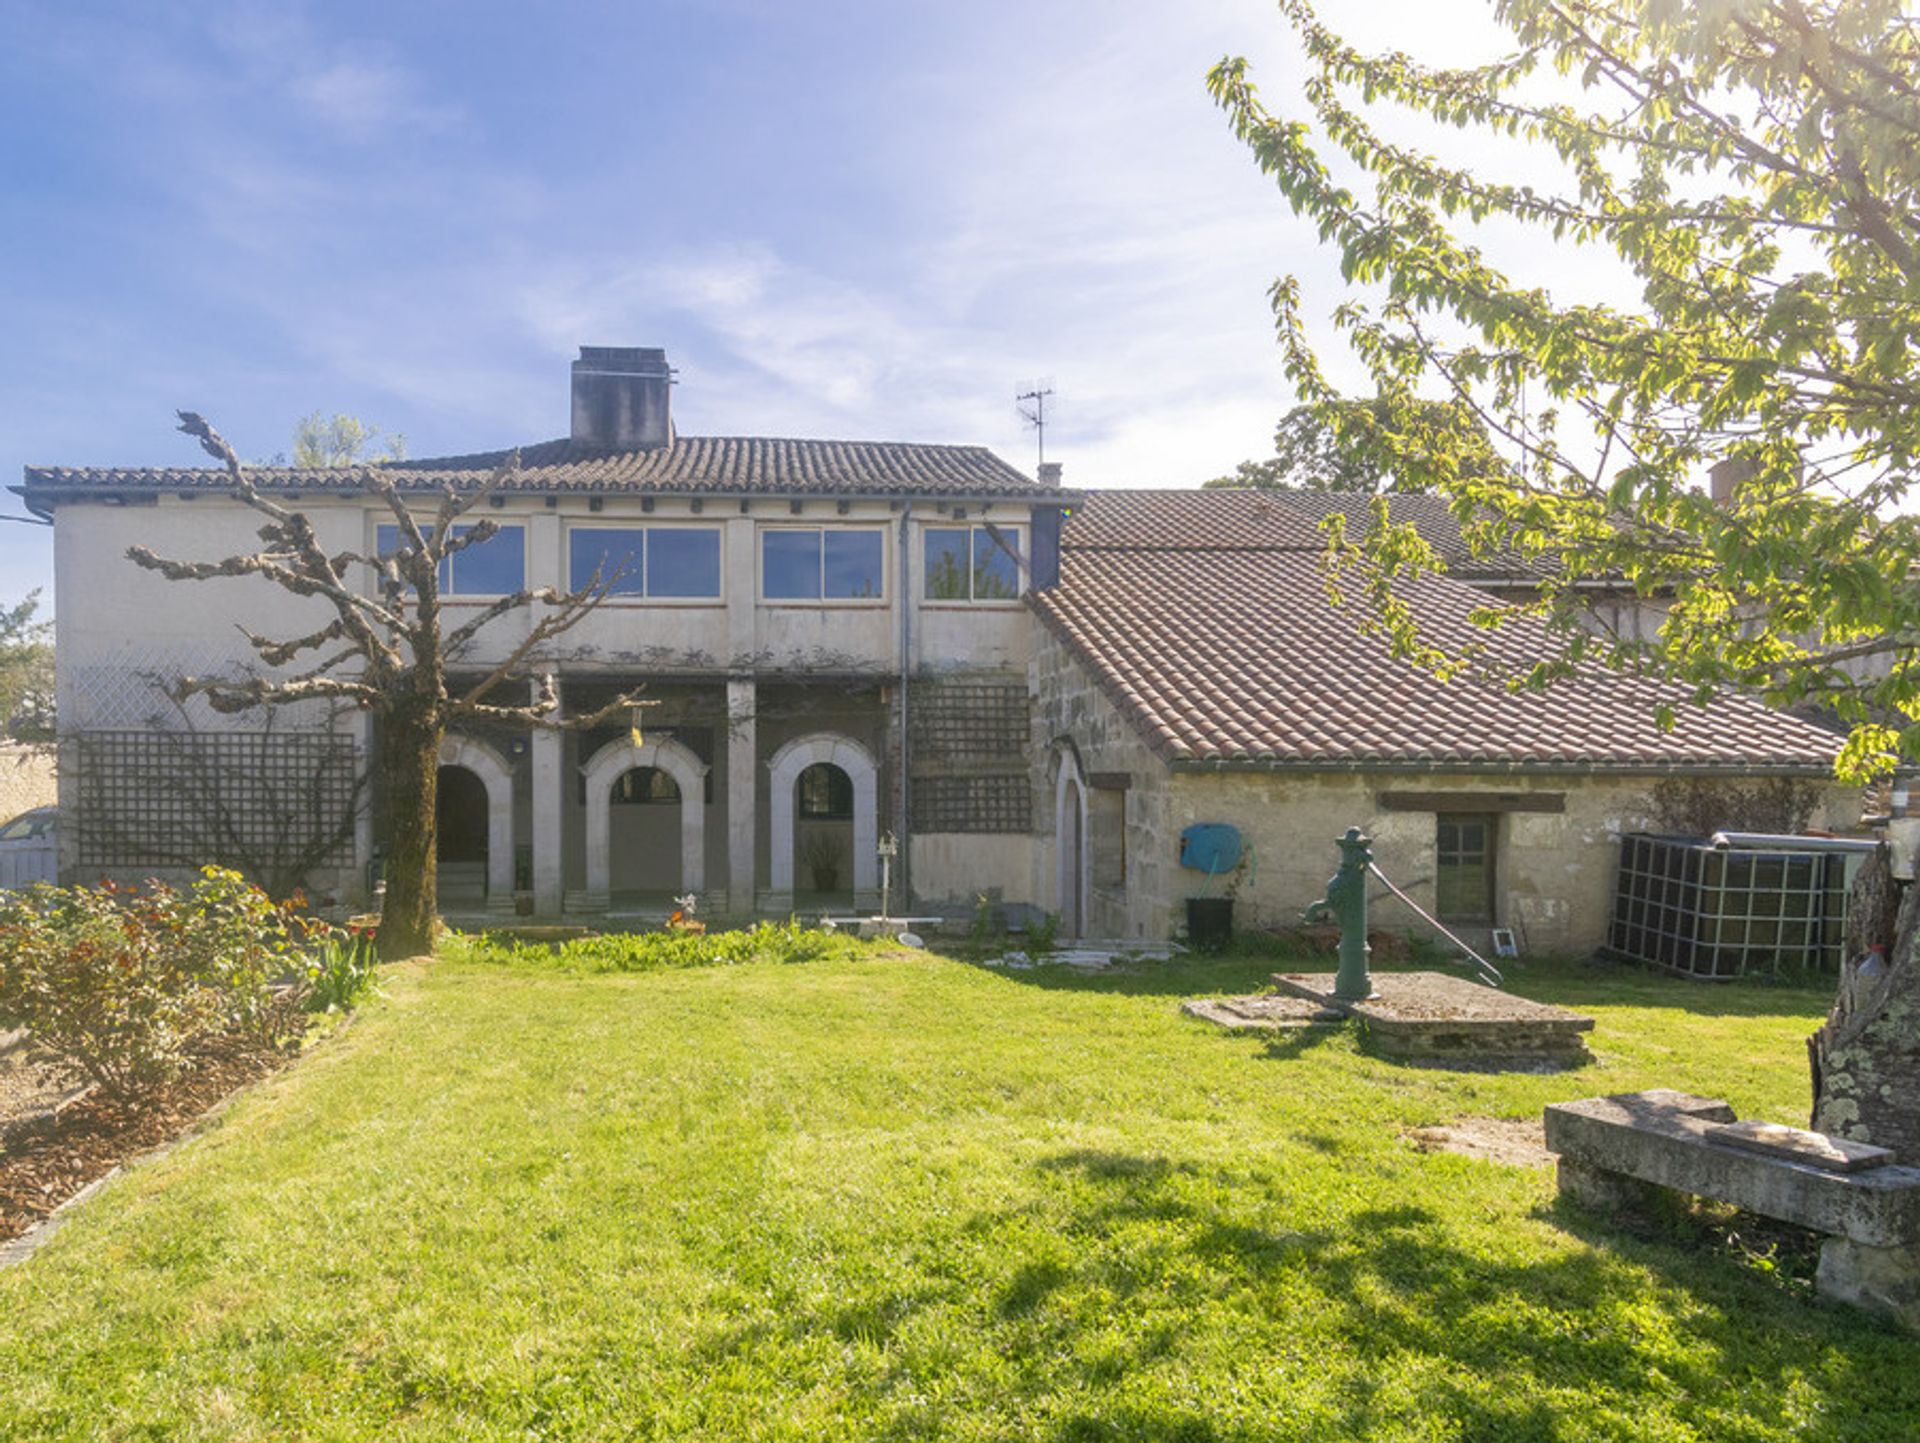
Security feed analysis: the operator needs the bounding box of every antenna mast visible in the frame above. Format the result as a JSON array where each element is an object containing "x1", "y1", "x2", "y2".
[{"x1": 1016, "y1": 381, "x2": 1055, "y2": 468}]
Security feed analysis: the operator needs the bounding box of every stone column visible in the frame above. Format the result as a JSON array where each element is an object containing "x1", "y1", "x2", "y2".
[
  {"x1": 727, "y1": 678, "x2": 757, "y2": 919},
  {"x1": 532, "y1": 675, "x2": 564, "y2": 916},
  {"x1": 345, "y1": 709, "x2": 374, "y2": 909},
  {"x1": 526, "y1": 514, "x2": 567, "y2": 918}
]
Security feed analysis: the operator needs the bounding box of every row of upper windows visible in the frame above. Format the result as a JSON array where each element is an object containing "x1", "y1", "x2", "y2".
[{"x1": 373, "y1": 523, "x2": 1023, "y2": 602}]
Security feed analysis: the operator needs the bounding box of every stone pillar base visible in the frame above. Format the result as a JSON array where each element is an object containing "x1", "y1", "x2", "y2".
[
  {"x1": 1556, "y1": 1158, "x2": 1676, "y2": 1216},
  {"x1": 1818, "y1": 1237, "x2": 1920, "y2": 1330}
]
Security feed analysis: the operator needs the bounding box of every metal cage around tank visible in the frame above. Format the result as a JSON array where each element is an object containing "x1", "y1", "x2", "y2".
[{"x1": 1606, "y1": 832, "x2": 1855, "y2": 979}]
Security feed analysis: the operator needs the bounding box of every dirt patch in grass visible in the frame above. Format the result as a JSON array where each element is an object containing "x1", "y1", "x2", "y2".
[
  {"x1": 1406, "y1": 1115, "x2": 1554, "y2": 1168},
  {"x1": 0, "y1": 1040, "x2": 288, "y2": 1245}
]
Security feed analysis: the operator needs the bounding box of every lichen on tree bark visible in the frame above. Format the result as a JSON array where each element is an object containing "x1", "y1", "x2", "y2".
[{"x1": 1810, "y1": 844, "x2": 1920, "y2": 1159}]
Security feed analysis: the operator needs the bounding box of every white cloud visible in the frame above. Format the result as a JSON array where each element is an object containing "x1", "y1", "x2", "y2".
[
  {"x1": 209, "y1": 1, "x2": 461, "y2": 143},
  {"x1": 287, "y1": 59, "x2": 459, "y2": 142}
]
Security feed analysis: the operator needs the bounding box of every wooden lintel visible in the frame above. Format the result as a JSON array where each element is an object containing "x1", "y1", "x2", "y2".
[
  {"x1": 1087, "y1": 771, "x2": 1131, "y2": 791},
  {"x1": 1376, "y1": 790, "x2": 1566, "y2": 814}
]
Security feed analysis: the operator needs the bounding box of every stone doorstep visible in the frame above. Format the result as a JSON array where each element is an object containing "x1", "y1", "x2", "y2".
[{"x1": 1543, "y1": 1091, "x2": 1920, "y2": 1249}]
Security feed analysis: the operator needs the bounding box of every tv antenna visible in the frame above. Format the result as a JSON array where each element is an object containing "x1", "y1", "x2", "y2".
[{"x1": 1016, "y1": 380, "x2": 1056, "y2": 468}]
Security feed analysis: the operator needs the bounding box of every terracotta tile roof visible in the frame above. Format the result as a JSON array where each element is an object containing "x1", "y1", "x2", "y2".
[
  {"x1": 1036, "y1": 492, "x2": 1843, "y2": 772},
  {"x1": 1062, "y1": 487, "x2": 1542, "y2": 579},
  {"x1": 21, "y1": 434, "x2": 1053, "y2": 502}
]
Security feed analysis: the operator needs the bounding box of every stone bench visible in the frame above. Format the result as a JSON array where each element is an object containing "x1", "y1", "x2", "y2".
[{"x1": 1543, "y1": 1089, "x2": 1920, "y2": 1329}]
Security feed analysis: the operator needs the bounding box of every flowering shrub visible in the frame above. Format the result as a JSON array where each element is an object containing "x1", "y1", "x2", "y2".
[{"x1": 0, "y1": 868, "x2": 318, "y2": 1098}]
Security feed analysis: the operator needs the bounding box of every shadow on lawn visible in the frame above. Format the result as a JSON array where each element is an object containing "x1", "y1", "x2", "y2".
[
  {"x1": 1501, "y1": 959, "x2": 1836, "y2": 1020},
  {"x1": 1006, "y1": 1149, "x2": 1900, "y2": 1440},
  {"x1": 959, "y1": 943, "x2": 1836, "y2": 1024},
  {"x1": 681, "y1": 1139, "x2": 1903, "y2": 1439},
  {"x1": 953, "y1": 953, "x2": 1293, "y2": 999}
]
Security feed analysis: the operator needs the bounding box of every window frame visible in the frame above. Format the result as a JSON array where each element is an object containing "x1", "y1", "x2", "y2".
[
  {"x1": 374, "y1": 520, "x2": 526, "y2": 599},
  {"x1": 920, "y1": 522, "x2": 1026, "y2": 605},
  {"x1": 1435, "y1": 812, "x2": 1498, "y2": 924},
  {"x1": 796, "y1": 763, "x2": 856, "y2": 820},
  {"x1": 610, "y1": 766, "x2": 683, "y2": 806},
  {"x1": 757, "y1": 525, "x2": 889, "y2": 606},
  {"x1": 564, "y1": 523, "x2": 724, "y2": 605}
]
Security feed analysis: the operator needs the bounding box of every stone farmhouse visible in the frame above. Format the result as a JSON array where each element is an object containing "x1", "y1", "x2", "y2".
[{"x1": 18, "y1": 347, "x2": 1857, "y2": 953}]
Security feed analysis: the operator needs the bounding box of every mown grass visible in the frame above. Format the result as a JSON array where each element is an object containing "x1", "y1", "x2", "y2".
[{"x1": 0, "y1": 940, "x2": 1913, "y2": 1441}]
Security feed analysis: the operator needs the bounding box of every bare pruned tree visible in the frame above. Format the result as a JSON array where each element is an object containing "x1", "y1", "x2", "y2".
[{"x1": 127, "y1": 412, "x2": 638, "y2": 960}]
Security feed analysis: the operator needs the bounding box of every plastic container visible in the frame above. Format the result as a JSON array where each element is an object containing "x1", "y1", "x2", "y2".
[{"x1": 1186, "y1": 897, "x2": 1234, "y2": 953}]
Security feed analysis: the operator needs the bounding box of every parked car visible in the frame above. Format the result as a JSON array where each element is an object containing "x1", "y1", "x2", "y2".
[{"x1": 0, "y1": 805, "x2": 56, "y2": 889}]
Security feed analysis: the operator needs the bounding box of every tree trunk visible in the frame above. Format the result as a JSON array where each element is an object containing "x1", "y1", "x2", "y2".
[
  {"x1": 1809, "y1": 843, "x2": 1920, "y2": 1158},
  {"x1": 377, "y1": 694, "x2": 441, "y2": 961}
]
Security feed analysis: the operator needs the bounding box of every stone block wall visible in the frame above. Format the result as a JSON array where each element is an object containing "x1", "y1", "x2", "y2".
[
  {"x1": 1168, "y1": 770, "x2": 1861, "y2": 955},
  {"x1": 1029, "y1": 627, "x2": 1175, "y2": 939}
]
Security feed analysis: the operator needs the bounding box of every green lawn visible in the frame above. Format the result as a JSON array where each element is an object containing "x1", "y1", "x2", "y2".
[{"x1": 1, "y1": 941, "x2": 1914, "y2": 1441}]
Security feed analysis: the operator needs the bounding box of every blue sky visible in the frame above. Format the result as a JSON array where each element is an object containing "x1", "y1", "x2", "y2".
[{"x1": 0, "y1": 0, "x2": 1508, "y2": 606}]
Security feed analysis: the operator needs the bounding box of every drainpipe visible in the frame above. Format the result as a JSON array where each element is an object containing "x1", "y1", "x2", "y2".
[{"x1": 897, "y1": 500, "x2": 913, "y2": 906}]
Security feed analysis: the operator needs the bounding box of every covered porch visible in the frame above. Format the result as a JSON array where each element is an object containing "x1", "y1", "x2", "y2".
[{"x1": 422, "y1": 676, "x2": 892, "y2": 923}]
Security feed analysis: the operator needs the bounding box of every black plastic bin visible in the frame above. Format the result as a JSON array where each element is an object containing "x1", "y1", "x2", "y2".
[{"x1": 1186, "y1": 897, "x2": 1234, "y2": 953}]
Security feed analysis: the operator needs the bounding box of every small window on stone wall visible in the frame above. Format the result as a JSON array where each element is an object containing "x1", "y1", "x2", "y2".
[
  {"x1": 1436, "y1": 813, "x2": 1497, "y2": 922},
  {"x1": 798, "y1": 763, "x2": 854, "y2": 820},
  {"x1": 1089, "y1": 787, "x2": 1126, "y2": 889}
]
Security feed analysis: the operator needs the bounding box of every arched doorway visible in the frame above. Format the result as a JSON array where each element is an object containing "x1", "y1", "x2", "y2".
[
  {"x1": 793, "y1": 762, "x2": 855, "y2": 904},
  {"x1": 766, "y1": 733, "x2": 878, "y2": 911},
  {"x1": 1054, "y1": 745, "x2": 1088, "y2": 940},
  {"x1": 436, "y1": 764, "x2": 490, "y2": 907},
  {"x1": 581, "y1": 736, "x2": 707, "y2": 910},
  {"x1": 607, "y1": 764, "x2": 684, "y2": 900},
  {"x1": 435, "y1": 736, "x2": 516, "y2": 907}
]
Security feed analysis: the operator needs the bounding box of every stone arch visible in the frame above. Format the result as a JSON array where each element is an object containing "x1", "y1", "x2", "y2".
[
  {"x1": 437, "y1": 734, "x2": 515, "y2": 903},
  {"x1": 1053, "y1": 741, "x2": 1089, "y2": 940},
  {"x1": 767, "y1": 733, "x2": 878, "y2": 907},
  {"x1": 582, "y1": 736, "x2": 707, "y2": 902}
]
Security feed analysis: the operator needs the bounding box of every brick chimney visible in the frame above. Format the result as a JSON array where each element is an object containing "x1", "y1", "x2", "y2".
[
  {"x1": 1037, "y1": 461, "x2": 1063, "y2": 486},
  {"x1": 571, "y1": 346, "x2": 673, "y2": 449}
]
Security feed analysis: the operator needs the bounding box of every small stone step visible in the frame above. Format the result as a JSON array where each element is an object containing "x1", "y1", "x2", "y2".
[{"x1": 1707, "y1": 1120, "x2": 1895, "y2": 1174}]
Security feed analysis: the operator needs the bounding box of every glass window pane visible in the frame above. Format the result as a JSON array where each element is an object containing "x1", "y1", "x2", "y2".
[
  {"x1": 449, "y1": 524, "x2": 524, "y2": 595},
  {"x1": 648, "y1": 527, "x2": 722, "y2": 598},
  {"x1": 924, "y1": 529, "x2": 971, "y2": 600},
  {"x1": 569, "y1": 528, "x2": 645, "y2": 595},
  {"x1": 613, "y1": 766, "x2": 679, "y2": 805},
  {"x1": 823, "y1": 531, "x2": 884, "y2": 599},
  {"x1": 376, "y1": 522, "x2": 451, "y2": 590},
  {"x1": 763, "y1": 530, "x2": 821, "y2": 599},
  {"x1": 973, "y1": 526, "x2": 1020, "y2": 599},
  {"x1": 798, "y1": 763, "x2": 853, "y2": 818},
  {"x1": 1435, "y1": 814, "x2": 1494, "y2": 921}
]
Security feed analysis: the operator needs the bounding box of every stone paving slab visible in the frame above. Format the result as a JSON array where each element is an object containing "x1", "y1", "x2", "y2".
[
  {"x1": 1180, "y1": 994, "x2": 1346, "y2": 1031},
  {"x1": 1706, "y1": 1120, "x2": 1895, "y2": 1174},
  {"x1": 1270, "y1": 971, "x2": 1593, "y2": 1063}
]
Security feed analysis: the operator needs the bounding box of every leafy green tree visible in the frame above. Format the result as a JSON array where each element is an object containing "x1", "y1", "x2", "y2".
[
  {"x1": 1210, "y1": 0, "x2": 1920, "y2": 1152},
  {"x1": 1204, "y1": 398, "x2": 1502, "y2": 491},
  {"x1": 290, "y1": 412, "x2": 407, "y2": 468},
  {"x1": 0, "y1": 591, "x2": 53, "y2": 742}
]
